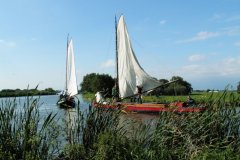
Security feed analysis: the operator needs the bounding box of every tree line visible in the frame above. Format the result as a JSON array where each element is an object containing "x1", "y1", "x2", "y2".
[
  {"x1": 0, "y1": 88, "x2": 57, "y2": 97},
  {"x1": 238, "y1": 82, "x2": 240, "y2": 93},
  {"x1": 80, "y1": 73, "x2": 193, "y2": 96},
  {"x1": 80, "y1": 73, "x2": 115, "y2": 97}
]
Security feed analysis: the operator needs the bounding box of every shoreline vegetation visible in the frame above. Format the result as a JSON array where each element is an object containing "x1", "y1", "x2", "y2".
[
  {"x1": 82, "y1": 90, "x2": 240, "y2": 104},
  {"x1": 0, "y1": 90, "x2": 240, "y2": 159},
  {"x1": 0, "y1": 88, "x2": 58, "y2": 97}
]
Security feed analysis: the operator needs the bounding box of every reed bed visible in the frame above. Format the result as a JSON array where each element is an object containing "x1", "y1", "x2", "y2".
[
  {"x1": 0, "y1": 90, "x2": 240, "y2": 159},
  {"x1": 0, "y1": 96, "x2": 60, "y2": 160},
  {"x1": 64, "y1": 90, "x2": 240, "y2": 159}
]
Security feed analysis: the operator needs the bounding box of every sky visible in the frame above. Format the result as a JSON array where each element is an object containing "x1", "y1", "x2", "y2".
[{"x1": 0, "y1": 0, "x2": 240, "y2": 91}]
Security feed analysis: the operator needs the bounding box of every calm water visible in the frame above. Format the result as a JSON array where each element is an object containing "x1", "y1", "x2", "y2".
[
  {"x1": 0, "y1": 94, "x2": 159, "y2": 124},
  {"x1": 37, "y1": 94, "x2": 91, "y2": 116},
  {"x1": 1, "y1": 94, "x2": 89, "y2": 109},
  {"x1": 0, "y1": 95, "x2": 90, "y2": 124}
]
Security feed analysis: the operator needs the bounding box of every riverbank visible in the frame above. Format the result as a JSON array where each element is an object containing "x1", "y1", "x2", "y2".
[
  {"x1": 82, "y1": 91, "x2": 240, "y2": 103},
  {"x1": 0, "y1": 88, "x2": 58, "y2": 97}
]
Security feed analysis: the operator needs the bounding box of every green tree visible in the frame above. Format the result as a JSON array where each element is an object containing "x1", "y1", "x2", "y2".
[
  {"x1": 40, "y1": 88, "x2": 57, "y2": 95},
  {"x1": 148, "y1": 79, "x2": 169, "y2": 96},
  {"x1": 152, "y1": 76, "x2": 192, "y2": 96},
  {"x1": 80, "y1": 73, "x2": 115, "y2": 96},
  {"x1": 170, "y1": 76, "x2": 192, "y2": 95},
  {"x1": 237, "y1": 82, "x2": 240, "y2": 93}
]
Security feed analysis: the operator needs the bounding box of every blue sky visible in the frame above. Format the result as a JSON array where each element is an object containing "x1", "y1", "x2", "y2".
[{"x1": 0, "y1": 0, "x2": 240, "y2": 90}]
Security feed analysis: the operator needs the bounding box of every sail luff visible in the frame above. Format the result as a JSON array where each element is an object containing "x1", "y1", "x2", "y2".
[{"x1": 115, "y1": 15, "x2": 119, "y2": 97}]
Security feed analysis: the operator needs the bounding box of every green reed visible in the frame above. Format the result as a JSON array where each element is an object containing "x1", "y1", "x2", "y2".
[
  {"x1": 0, "y1": 96, "x2": 60, "y2": 160},
  {"x1": 78, "y1": 90, "x2": 240, "y2": 159},
  {"x1": 60, "y1": 103, "x2": 129, "y2": 159},
  {"x1": 1, "y1": 89, "x2": 239, "y2": 159},
  {"x1": 132, "y1": 90, "x2": 240, "y2": 159}
]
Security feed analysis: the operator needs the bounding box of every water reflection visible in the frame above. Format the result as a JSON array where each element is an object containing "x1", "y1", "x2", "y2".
[{"x1": 0, "y1": 94, "x2": 159, "y2": 125}]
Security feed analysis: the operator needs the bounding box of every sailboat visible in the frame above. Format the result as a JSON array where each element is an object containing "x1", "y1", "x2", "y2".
[
  {"x1": 57, "y1": 38, "x2": 78, "y2": 108},
  {"x1": 94, "y1": 15, "x2": 205, "y2": 113}
]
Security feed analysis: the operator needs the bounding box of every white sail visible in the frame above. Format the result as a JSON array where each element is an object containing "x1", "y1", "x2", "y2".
[
  {"x1": 117, "y1": 15, "x2": 162, "y2": 98},
  {"x1": 66, "y1": 39, "x2": 78, "y2": 97}
]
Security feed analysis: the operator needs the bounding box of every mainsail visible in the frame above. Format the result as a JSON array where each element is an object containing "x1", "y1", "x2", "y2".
[
  {"x1": 117, "y1": 15, "x2": 162, "y2": 98},
  {"x1": 65, "y1": 39, "x2": 78, "y2": 97}
]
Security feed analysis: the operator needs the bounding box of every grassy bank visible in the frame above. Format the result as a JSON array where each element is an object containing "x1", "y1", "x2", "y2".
[
  {"x1": 1, "y1": 91, "x2": 240, "y2": 159},
  {"x1": 83, "y1": 91, "x2": 240, "y2": 104}
]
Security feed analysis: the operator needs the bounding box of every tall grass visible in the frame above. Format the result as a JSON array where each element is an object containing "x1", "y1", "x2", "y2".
[
  {"x1": 60, "y1": 104, "x2": 129, "y2": 159},
  {"x1": 0, "y1": 96, "x2": 60, "y2": 160},
  {"x1": 78, "y1": 90, "x2": 240, "y2": 159},
  {"x1": 1, "y1": 90, "x2": 240, "y2": 159},
  {"x1": 127, "y1": 90, "x2": 240, "y2": 159}
]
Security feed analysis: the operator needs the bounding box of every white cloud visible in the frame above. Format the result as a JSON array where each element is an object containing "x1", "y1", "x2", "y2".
[
  {"x1": 179, "y1": 56, "x2": 240, "y2": 77},
  {"x1": 219, "y1": 57, "x2": 240, "y2": 75},
  {"x1": 223, "y1": 26, "x2": 240, "y2": 36},
  {"x1": 234, "y1": 41, "x2": 240, "y2": 47},
  {"x1": 0, "y1": 39, "x2": 16, "y2": 47},
  {"x1": 177, "y1": 26, "x2": 240, "y2": 44},
  {"x1": 211, "y1": 13, "x2": 225, "y2": 21},
  {"x1": 31, "y1": 38, "x2": 37, "y2": 41},
  {"x1": 226, "y1": 15, "x2": 240, "y2": 22},
  {"x1": 100, "y1": 59, "x2": 115, "y2": 68},
  {"x1": 177, "y1": 31, "x2": 220, "y2": 43},
  {"x1": 188, "y1": 54, "x2": 205, "y2": 62},
  {"x1": 211, "y1": 13, "x2": 240, "y2": 22},
  {"x1": 159, "y1": 20, "x2": 166, "y2": 25},
  {"x1": 195, "y1": 31, "x2": 219, "y2": 40},
  {"x1": 180, "y1": 64, "x2": 215, "y2": 75}
]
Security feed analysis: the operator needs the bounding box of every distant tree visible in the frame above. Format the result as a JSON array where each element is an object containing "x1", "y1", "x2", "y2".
[
  {"x1": 40, "y1": 88, "x2": 57, "y2": 95},
  {"x1": 159, "y1": 79, "x2": 169, "y2": 84},
  {"x1": 0, "y1": 88, "x2": 57, "y2": 97},
  {"x1": 80, "y1": 73, "x2": 115, "y2": 96},
  {"x1": 80, "y1": 73, "x2": 96, "y2": 93},
  {"x1": 150, "y1": 76, "x2": 192, "y2": 96},
  {"x1": 168, "y1": 76, "x2": 192, "y2": 95},
  {"x1": 237, "y1": 82, "x2": 240, "y2": 93},
  {"x1": 44, "y1": 88, "x2": 55, "y2": 92},
  {"x1": 149, "y1": 79, "x2": 169, "y2": 96}
]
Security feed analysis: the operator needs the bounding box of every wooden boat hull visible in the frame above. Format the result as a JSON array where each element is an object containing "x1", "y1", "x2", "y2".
[
  {"x1": 57, "y1": 98, "x2": 75, "y2": 109},
  {"x1": 93, "y1": 102, "x2": 206, "y2": 113}
]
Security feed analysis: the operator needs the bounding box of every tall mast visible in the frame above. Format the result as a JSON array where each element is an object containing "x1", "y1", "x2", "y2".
[
  {"x1": 115, "y1": 16, "x2": 119, "y2": 97},
  {"x1": 66, "y1": 34, "x2": 69, "y2": 92}
]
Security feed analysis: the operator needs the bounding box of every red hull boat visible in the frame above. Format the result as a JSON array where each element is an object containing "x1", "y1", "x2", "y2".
[
  {"x1": 92, "y1": 16, "x2": 207, "y2": 114},
  {"x1": 93, "y1": 102, "x2": 206, "y2": 114}
]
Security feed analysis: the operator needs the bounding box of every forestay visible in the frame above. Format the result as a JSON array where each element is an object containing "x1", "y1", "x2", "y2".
[{"x1": 117, "y1": 15, "x2": 162, "y2": 99}]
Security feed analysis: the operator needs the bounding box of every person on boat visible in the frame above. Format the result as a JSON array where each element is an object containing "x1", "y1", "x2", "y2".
[
  {"x1": 131, "y1": 87, "x2": 138, "y2": 102},
  {"x1": 59, "y1": 90, "x2": 66, "y2": 99},
  {"x1": 95, "y1": 91, "x2": 104, "y2": 103},
  {"x1": 67, "y1": 96, "x2": 75, "y2": 107},
  {"x1": 95, "y1": 91, "x2": 108, "y2": 105},
  {"x1": 136, "y1": 85, "x2": 143, "y2": 104},
  {"x1": 112, "y1": 84, "x2": 118, "y2": 103},
  {"x1": 187, "y1": 96, "x2": 195, "y2": 106}
]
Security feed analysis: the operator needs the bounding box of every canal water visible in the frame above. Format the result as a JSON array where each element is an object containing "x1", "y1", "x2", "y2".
[{"x1": 0, "y1": 94, "x2": 159, "y2": 123}]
